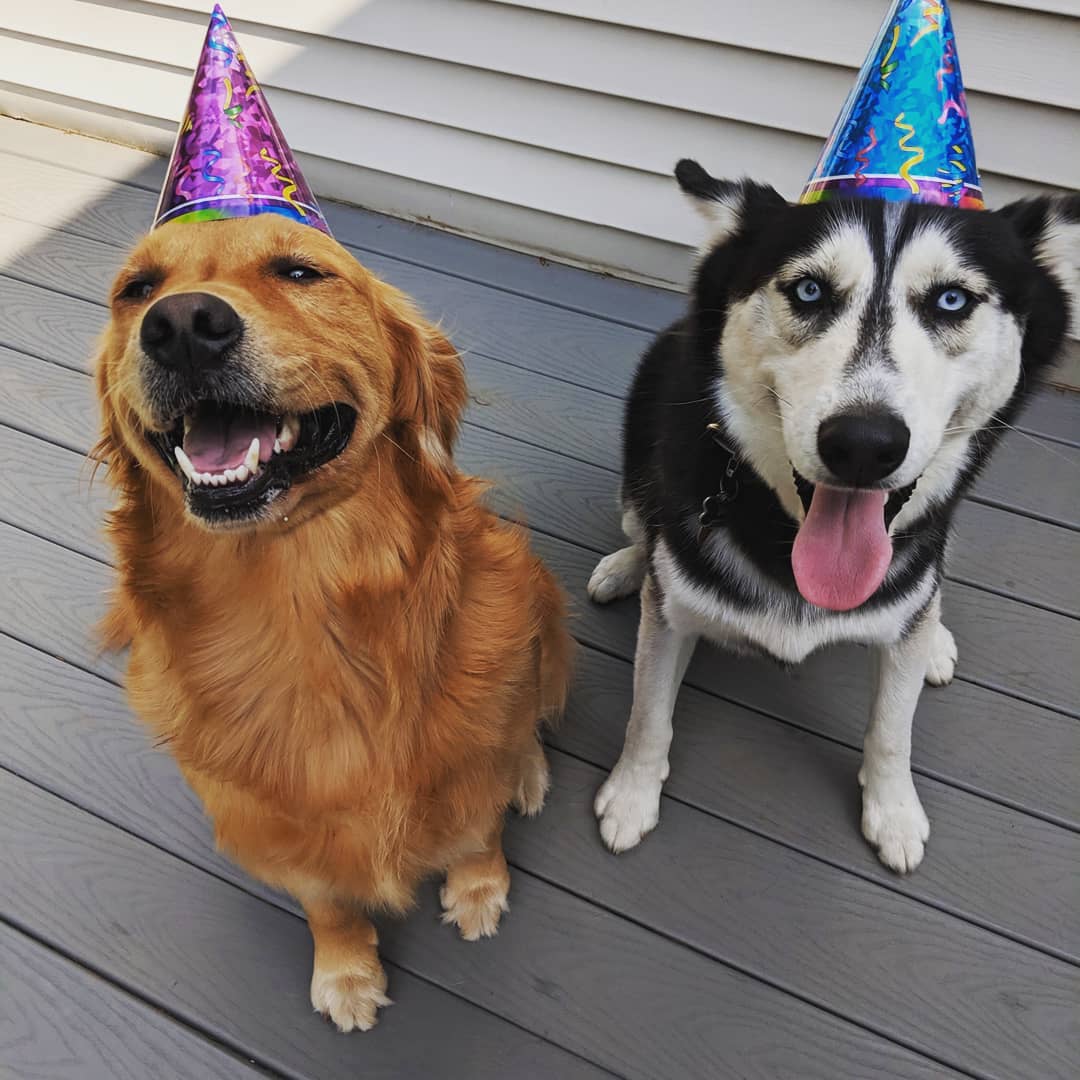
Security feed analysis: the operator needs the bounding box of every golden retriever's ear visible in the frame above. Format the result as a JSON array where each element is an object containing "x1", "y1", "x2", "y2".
[
  {"x1": 90, "y1": 340, "x2": 138, "y2": 491},
  {"x1": 382, "y1": 289, "x2": 467, "y2": 471}
]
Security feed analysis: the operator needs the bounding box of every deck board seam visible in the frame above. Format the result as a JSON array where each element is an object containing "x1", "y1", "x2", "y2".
[
  {"x1": 4, "y1": 453, "x2": 1078, "y2": 812},
  {"x1": 0, "y1": 145, "x2": 669, "y2": 335},
  {"x1": 4, "y1": 268, "x2": 1077, "y2": 534},
  {"x1": 4, "y1": 630, "x2": 1077, "y2": 971},
  {"x1": 0, "y1": 760, "x2": 1000, "y2": 1079},
  {"x1": 0, "y1": 914, "x2": 287, "y2": 1079},
  {"x1": 6, "y1": 413, "x2": 1078, "y2": 630},
  {"x1": 5, "y1": 460, "x2": 1075, "y2": 732},
  {"x1": 0, "y1": 762, "x2": 626, "y2": 1080}
]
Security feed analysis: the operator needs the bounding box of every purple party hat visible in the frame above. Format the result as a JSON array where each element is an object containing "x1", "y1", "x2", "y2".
[
  {"x1": 801, "y1": 0, "x2": 983, "y2": 210},
  {"x1": 153, "y1": 5, "x2": 330, "y2": 233}
]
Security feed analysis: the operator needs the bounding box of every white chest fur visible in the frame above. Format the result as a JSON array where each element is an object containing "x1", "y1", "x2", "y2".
[{"x1": 652, "y1": 534, "x2": 934, "y2": 663}]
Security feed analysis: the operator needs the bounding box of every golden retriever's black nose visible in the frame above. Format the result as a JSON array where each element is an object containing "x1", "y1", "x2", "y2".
[
  {"x1": 141, "y1": 292, "x2": 243, "y2": 376},
  {"x1": 818, "y1": 410, "x2": 910, "y2": 486}
]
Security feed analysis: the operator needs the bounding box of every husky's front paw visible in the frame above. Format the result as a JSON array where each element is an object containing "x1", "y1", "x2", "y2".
[
  {"x1": 587, "y1": 546, "x2": 646, "y2": 604},
  {"x1": 594, "y1": 759, "x2": 667, "y2": 853},
  {"x1": 859, "y1": 770, "x2": 930, "y2": 874},
  {"x1": 925, "y1": 621, "x2": 957, "y2": 686}
]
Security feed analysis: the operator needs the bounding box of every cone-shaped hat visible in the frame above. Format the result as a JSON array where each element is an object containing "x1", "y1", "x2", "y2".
[
  {"x1": 801, "y1": 0, "x2": 982, "y2": 209},
  {"x1": 153, "y1": 5, "x2": 330, "y2": 232}
]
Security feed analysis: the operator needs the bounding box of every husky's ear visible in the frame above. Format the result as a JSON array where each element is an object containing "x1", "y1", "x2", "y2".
[
  {"x1": 999, "y1": 194, "x2": 1080, "y2": 333},
  {"x1": 675, "y1": 159, "x2": 786, "y2": 247}
]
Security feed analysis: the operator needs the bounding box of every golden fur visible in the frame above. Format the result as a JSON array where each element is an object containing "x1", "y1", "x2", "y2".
[{"x1": 95, "y1": 215, "x2": 572, "y2": 1031}]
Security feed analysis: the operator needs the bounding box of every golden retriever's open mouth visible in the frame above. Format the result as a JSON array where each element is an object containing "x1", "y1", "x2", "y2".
[{"x1": 148, "y1": 399, "x2": 357, "y2": 524}]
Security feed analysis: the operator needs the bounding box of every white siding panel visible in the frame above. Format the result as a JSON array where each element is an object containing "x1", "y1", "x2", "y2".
[
  {"x1": 490, "y1": 0, "x2": 1080, "y2": 109},
  {"x1": 3, "y1": 3, "x2": 1076, "y2": 188},
  {"x1": 0, "y1": 0, "x2": 1076, "y2": 290}
]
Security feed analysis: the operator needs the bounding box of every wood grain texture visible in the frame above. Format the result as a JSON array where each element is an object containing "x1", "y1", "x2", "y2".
[
  {"x1": 12, "y1": 400, "x2": 1075, "y2": 718},
  {"x1": 2, "y1": 415, "x2": 1077, "y2": 826},
  {"x1": 0, "y1": 769, "x2": 612, "y2": 1080},
  {"x1": 0, "y1": 767, "x2": 962, "y2": 1080},
  {"x1": 2, "y1": 518, "x2": 1077, "y2": 963},
  {"x1": 2, "y1": 628, "x2": 1076, "y2": 1080},
  {"x1": 5, "y1": 340, "x2": 1077, "y2": 620},
  {"x1": 0, "y1": 922, "x2": 272, "y2": 1080},
  {"x1": 503, "y1": 754, "x2": 1080, "y2": 1080},
  {"x1": 2, "y1": 235, "x2": 1075, "y2": 533}
]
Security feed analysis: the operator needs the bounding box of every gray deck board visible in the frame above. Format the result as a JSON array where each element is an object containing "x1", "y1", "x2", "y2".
[
  {"x1": 1, "y1": 632, "x2": 1075, "y2": 1079},
  {"x1": 2, "y1": 249, "x2": 1077, "y2": 535},
  {"x1": 1, "y1": 412, "x2": 1077, "y2": 826},
  {"x1": 1, "y1": 768, "x2": 963, "y2": 1080},
  {"x1": 0, "y1": 770, "x2": 613, "y2": 1080},
  {"x1": 4, "y1": 401, "x2": 1077, "y2": 719},
  {"x1": 4, "y1": 342, "x2": 1077, "y2": 620},
  {"x1": 2, "y1": 513, "x2": 1077, "y2": 964},
  {"x1": 2, "y1": 125, "x2": 1078, "y2": 1080},
  {"x1": 0, "y1": 922, "x2": 272, "y2": 1080},
  {"x1": 2, "y1": 166, "x2": 1075, "y2": 448}
]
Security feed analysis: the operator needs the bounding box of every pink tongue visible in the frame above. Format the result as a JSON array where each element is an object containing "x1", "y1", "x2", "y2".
[
  {"x1": 183, "y1": 409, "x2": 277, "y2": 472},
  {"x1": 792, "y1": 486, "x2": 892, "y2": 611}
]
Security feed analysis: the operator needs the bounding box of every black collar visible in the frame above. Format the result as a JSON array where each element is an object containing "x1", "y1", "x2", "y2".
[{"x1": 697, "y1": 422, "x2": 744, "y2": 531}]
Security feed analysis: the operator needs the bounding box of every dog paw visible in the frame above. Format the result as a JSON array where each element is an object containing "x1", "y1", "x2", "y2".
[
  {"x1": 513, "y1": 750, "x2": 550, "y2": 817},
  {"x1": 311, "y1": 964, "x2": 391, "y2": 1033},
  {"x1": 925, "y1": 621, "x2": 957, "y2": 686},
  {"x1": 859, "y1": 771, "x2": 930, "y2": 874},
  {"x1": 440, "y1": 878, "x2": 510, "y2": 941},
  {"x1": 587, "y1": 546, "x2": 646, "y2": 604},
  {"x1": 594, "y1": 760, "x2": 667, "y2": 853}
]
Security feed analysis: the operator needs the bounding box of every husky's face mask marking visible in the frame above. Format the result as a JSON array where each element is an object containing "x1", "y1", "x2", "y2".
[{"x1": 675, "y1": 160, "x2": 1077, "y2": 609}]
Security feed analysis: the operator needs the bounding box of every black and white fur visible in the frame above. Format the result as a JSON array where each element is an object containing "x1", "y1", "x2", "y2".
[{"x1": 590, "y1": 160, "x2": 1078, "y2": 873}]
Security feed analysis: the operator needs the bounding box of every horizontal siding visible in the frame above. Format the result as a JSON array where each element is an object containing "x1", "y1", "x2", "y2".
[{"x1": 0, "y1": 0, "x2": 1076, "y2": 291}]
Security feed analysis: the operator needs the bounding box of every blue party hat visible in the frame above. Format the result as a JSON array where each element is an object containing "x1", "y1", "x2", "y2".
[{"x1": 801, "y1": 0, "x2": 983, "y2": 209}]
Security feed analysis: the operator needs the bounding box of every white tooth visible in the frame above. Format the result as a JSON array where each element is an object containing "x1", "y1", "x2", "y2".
[
  {"x1": 174, "y1": 445, "x2": 197, "y2": 483},
  {"x1": 200, "y1": 472, "x2": 214, "y2": 485},
  {"x1": 279, "y1": 414, "x2": 299, "y2": 452},
  {"x1": 215, "y1": 474, "x2": 228, "y2": 487},
  {"x1": 235, "y1": 464, "x2": 250, "y2": 483},
  {"x1": 273, "y1": 438, "x2": 282, "y2": 455},
  {"x1": 245, "y1": 437, "x2": 260, "y2": 473},
  {"x1": 225, "y1": 468, "x2": 237, "y2": 483}
]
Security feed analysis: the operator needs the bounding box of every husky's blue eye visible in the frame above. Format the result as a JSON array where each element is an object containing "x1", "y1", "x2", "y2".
[
  {"x1": 794, "y1": 278, "x2": 823, "y2": 303},
  {"x1": 936, "y1": 287, "x2": 969, "y2": 313}
]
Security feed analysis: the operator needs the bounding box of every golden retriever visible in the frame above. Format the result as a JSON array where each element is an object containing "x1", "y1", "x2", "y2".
[{"x1": 94, "y1": 214, "x2": 572, "y2": 1031}]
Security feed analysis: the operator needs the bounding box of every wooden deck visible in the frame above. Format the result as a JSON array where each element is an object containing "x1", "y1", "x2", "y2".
[{"x1": 1, "y1": 117, "x2": 1077, "y2": 1080}]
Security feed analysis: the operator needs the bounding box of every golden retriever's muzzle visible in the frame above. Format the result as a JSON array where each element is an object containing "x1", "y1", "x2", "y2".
[{"x1": 138, "y1": 291, "x2": 357, "y2": 527}]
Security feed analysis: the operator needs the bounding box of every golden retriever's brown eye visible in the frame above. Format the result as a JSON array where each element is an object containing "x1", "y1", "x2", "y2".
[
  {"x1": 276, "y1": 263, "x2": 325, "y2": 283},
  {"x1": 118, "y1": 277, "x2": 158, "y2": 302}
]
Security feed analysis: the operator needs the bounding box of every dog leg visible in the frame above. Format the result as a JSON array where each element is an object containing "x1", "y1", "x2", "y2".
[
  {"x1": 588, "y1": 508, "x2": 647, "y2": 603},
  {"x1": 859, "y1": 595, "x2": 937, "y2": 874},
  {"x1": 513, "y1": 735, "x2": 550, "y2": 817},
  {"x1": 924, "y1": 594, "x2": 957, "y2": 686},
  {"x1": 300, "y1": 892, "x2": 390, "y2": 1033},
  {"x1": 594, "y1": 575, "x2": 697, "y2": 852},
  {"x1": 441, "y1": 824, "x2": 511, "y2": 941}
]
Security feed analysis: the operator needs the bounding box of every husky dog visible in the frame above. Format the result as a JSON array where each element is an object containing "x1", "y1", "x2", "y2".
[{"x1": 589, "y1": 160, "x2": 1078, "y2": 873}]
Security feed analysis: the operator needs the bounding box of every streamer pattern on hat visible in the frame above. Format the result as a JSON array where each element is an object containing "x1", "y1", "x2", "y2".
[
  {"x1": 801, "y1": 0, "x2": 983, "y2": 209},
  {"x1": 153, "y1": 5, "x2": 330, "y2": 232}
]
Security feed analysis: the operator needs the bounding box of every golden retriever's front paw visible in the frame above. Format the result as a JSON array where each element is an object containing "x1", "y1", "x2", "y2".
[
  {"x1": 440, "y1": 877, "x2": 509, "y2": 941},
  {"x1": 310, "y1": 964, "x2": 391, "y2": 1033}
]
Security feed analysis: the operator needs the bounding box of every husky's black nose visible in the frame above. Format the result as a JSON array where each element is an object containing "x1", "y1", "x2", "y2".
[
  {"x1": 141, "y1": 292, "x2": 243, "y2": 377},
  {"x1": 818, "y1": 410, "x2": 910, "y2": 486}
]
